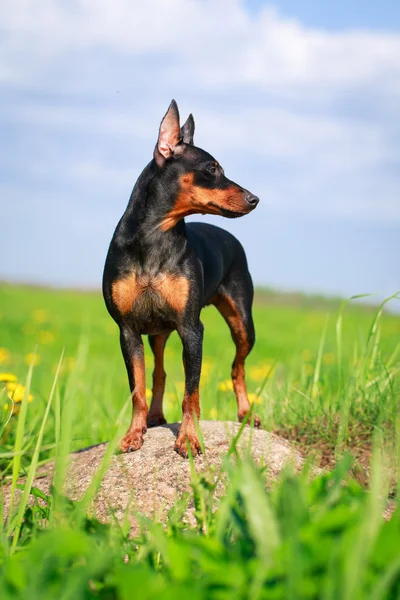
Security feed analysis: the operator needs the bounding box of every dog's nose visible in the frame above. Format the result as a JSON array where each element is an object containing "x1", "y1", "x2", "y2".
[{"x1": 245, "y1": 192, "x2": 259, "y2": 208}]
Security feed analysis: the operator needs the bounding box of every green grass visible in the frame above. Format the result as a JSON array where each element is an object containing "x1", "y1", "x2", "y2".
[
  {"x1": 1, "y1": 282, "x2": 400, "y2": 598},
  {"x1": 0, "y1": 282, "x2": 399, "y2": 463}
]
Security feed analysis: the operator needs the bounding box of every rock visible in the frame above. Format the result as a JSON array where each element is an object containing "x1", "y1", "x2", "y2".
[{"x1": 3, "y1": 421, "x2": 307, "y2": 534}]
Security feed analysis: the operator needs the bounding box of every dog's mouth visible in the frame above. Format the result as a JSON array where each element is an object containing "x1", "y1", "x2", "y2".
[{"x1": 207, "y1": 202, "x2": 251, "y2": 219}]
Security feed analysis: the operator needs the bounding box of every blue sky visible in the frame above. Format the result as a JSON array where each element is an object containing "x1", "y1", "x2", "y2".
[
  {"x1": 248, "y1": 0, "x2": 400, "y2": 29},
  {"x1": 1, "y1": 0, "x2": 399, "y2": 306}
]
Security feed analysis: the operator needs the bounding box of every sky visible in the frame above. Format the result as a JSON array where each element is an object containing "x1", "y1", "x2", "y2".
[{"x1": 1, "y1": 0, "x2": 399, "y2": 307}]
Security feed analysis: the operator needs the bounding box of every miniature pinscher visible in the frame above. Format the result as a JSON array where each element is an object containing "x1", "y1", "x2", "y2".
[{"x1": 103, "y1": 100, "x2": 260, "y2": 457}]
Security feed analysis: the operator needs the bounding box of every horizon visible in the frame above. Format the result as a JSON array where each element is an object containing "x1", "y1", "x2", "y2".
[{"x1": 1, "y1": 0, "x2": 399, "y2": 305}]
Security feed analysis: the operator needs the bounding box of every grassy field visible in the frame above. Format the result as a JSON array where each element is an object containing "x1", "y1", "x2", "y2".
[
  {"x1": 1, "y1": 282, "x2": 399, "y2": 465},
  {"x1": 1, "y1": 282, "x2": 400, "y2": 598}
]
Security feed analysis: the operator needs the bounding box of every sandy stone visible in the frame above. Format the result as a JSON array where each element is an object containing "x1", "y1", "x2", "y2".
[{"x1": 2, "y1": 421, "x2": 309, "y2": 534}]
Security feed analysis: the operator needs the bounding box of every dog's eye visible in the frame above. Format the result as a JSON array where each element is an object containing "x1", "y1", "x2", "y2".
[{"x1": 206, "y1": 164, "x2": 217, "y2": 175}]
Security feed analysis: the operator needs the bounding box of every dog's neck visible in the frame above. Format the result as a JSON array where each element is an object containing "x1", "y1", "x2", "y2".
[{"x1": 115, "y1": 161, "x2": 188, "y2": 270}]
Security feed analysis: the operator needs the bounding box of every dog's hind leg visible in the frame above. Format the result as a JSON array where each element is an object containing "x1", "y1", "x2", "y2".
[
  {"x1": 147, "y1": 333, "x2": 170, "y2": 427},
  {"x1": 212, "y1": 268, "x2": 261, "y2": 428}
]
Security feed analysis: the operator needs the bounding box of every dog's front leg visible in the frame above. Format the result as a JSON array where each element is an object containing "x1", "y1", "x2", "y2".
[
  {"x1": 119, "y1": 324, "x2": 148, "y2": 452},
  {"x1": 175, "y1": 321, "x2": 204, "y2": 458}
]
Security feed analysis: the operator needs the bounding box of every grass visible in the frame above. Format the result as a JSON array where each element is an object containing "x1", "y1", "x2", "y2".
[
  {"x1": 0, "y1": 282, "x2": 399, "y2": 469},
  {"x1": 0, "y1": 282, "x2": 400, "y2": 598}
]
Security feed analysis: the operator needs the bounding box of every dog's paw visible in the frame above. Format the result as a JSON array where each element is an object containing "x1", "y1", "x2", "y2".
[
  {"x1": 147, "y1": 414, "x2": 167, "y2": 428},
  {"x1": 120, "y1": 427, "x2": 147, "y2": 453},
  {"x1": 174, "y1": 429, "x2": 202, "y2": 459},
  {"x1": 253, "y1": 414, "x2": 262, "y2": 429},
  {"x1": 239, "y1": 412, "x2": 262, "y2": 429}
]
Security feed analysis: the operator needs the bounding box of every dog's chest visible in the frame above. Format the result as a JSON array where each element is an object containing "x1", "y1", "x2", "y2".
[{"x1": 111, "y1": 271, "x2": 189, "y2": 321}]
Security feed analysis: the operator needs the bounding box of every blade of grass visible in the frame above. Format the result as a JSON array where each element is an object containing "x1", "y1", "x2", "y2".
[
  {"x1": 336, "y1": 294, "x2": 371, "y2": 389},
  {"x1": 52, "y1": 336, "x2": 89, "y2": 519},
  {"x1": 9, "y1": 350, "x2": 64, "y2": 552},
  {"x1": 7, "y1": 348, "x2": 36, "y2": 532},
  {"x1": 311, "y1": 315, "x2": 329, "y2": 400},
  {"x1": 366, "y1": 292, "x2": 400, "y2": 353}
]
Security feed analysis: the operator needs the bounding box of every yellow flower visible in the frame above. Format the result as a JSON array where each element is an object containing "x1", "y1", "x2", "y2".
[
  {"x1": 248, "y1": 364, "x2": 273, "y2": 382},
  {"x1": 209, "y1": 407, "x2": 218, "y2": 419},
  {"x1": 202, "y1": 360, "x2": 212, "y2": 374},
  {"x1": 25, "y1": 352, "x2": 40, "y2": 366},
  {"x1": 218, "y1": 379, "x2": 233, "y2": 392},
  {"x1": 5, "y1": 382, "x2": 33, "y2": 403},
  {"x1": 301, "y1": 349, "x2": 314, "y2": 362},
  {"x1": 200, "y1": 360, "x2": 213, "y2": 383},
  {"x1": 248, "y1": 392, "x2": 262, "y2": 405},
  {"x1": 39, "y1": 330, "x2": 55, "y2": 345},
  {"x1": 145, "y1": 387, "x2": 152, "y2": 399},
  {"x1": 0, "y1": 348, "x2": 11, "y2": 365},
  {"x1": 322, "y1": 352, "x2": 336, "y2": 365},
  {"x1": 0, "y1": 373, "x2": 18, "y2": 383},
  {"x1": 32, "y1": 309, "x2": 48, "y2": 323}
]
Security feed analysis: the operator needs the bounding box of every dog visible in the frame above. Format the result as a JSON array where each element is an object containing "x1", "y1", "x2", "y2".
[{"x1": 103, "y1": 100, "x2": 260, "y2": 457}]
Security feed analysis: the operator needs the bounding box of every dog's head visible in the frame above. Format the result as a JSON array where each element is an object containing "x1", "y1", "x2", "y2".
[{"x1": 153, "y1": 100, "x2": 259, "y2": 231}]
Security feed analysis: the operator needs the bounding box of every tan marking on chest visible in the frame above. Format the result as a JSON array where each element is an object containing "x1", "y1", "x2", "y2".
[
  {"x1": 112, "y1": 273, "x2": 141, "y2": 315},
  {"x1": 156, "y1": 274, "x2": 190, "y2": 313},
  {"x1": 112, "y1": 273, "x2": 189, "y2": 315}
]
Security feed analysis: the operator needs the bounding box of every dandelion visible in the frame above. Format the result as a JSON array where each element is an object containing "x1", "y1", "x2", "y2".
[
  {"x1": 218, "y1": 379, "x2": 233, "y2": 392},
  {"x1": 322, "y1": 352, "x2": 336, "y2": 365},
  {"x1": 209, "y1": 407, "x2": 218, "y2": 419},
  {"x1": 39, "y1": 330, "x2": 55, "y2": 345},
  {"x1": 32, "y1": 309, "x2": 48, "y2": 323},
  {"x1": 249, "y1": 364, "x2": 273, "y2": 382},
  {"x1": 0, "y1": 348, "x2": 11, "y2": 365},
  {"x1": 25, "y1": 352, "x2": 40, "y2": 366},
  {"x1": 248, "y1": 392, "x2": 262, "y2": 405},
  {"x1": 201, "y1": 359, "x2": 213, "y2": 383},
  {"x1": 145, "y1": 388, "x2": 152, "y2": 399},
  {"x1": 0, "y1": 373, "x2": 17, "y2": 383},
  {"x1": 301, "y1": 349, "x2": 314, "y2": 362},
  {"x1": 5, "y1": 382, "x2": 33, "y2": 403},
  {"x1": 3, "y1": 379, "x2": 33, "y2": 416}
]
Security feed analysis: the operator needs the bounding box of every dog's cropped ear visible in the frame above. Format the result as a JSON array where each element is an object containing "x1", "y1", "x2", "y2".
[
  {"x1": 180, "y1": 114, "x2": 195, "y2": 145},
  {"x1": 154, "y1": 100, "x2": 181, "y2": 167}
]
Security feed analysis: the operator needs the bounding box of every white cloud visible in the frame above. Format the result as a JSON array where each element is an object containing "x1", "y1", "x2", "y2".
[
  {"x1": 0, "y1": 0, "x2": 399, "y2": 228},
  {"x1": 2, "y1": 0, "x2": 400, "y2": 93}
]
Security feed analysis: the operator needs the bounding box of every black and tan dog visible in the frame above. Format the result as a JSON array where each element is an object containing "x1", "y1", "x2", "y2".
[{"x1": 103, "y1": 100, "x2": 260, "y2": 457}]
